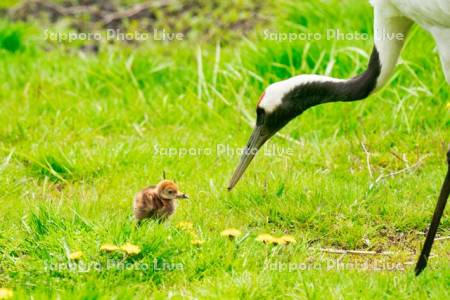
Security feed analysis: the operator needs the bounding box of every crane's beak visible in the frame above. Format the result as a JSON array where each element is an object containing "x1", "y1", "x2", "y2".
[
  {"x1": 227, "y1": 125, "x2": 271, "y2": 190},
  {"x1": 176, "y1": 192, "x2": 189, "y2": 199}
]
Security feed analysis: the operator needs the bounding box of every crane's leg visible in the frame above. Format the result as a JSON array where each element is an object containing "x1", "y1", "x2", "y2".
[{"x1": 415, "y1": 149, "x2": 450, "y2": 276}]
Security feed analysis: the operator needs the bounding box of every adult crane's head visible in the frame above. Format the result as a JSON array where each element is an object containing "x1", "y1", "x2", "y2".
[
  {"x1": 227, "y1": 76, "x2": 323, "y2": 190},
  {"x1": 227, "y1": 47, "x2": 381, "y2": 190}
]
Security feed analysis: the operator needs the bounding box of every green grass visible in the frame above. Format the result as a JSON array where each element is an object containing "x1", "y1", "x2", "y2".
[{"x1": 0, "y1": 0, "x2": 449, "y2": 298}]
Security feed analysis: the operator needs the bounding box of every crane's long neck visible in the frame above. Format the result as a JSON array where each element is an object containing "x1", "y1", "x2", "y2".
[
  {"x1": 327, "y1": 45, "x2": 382, "y2": 102},
  {"x1": 371, "y1": 15, "x2": 413, "y2": 91},
  {"x1": 260, "y1": 15, "x2": 413, "y2": 117},
  {"x1": 336, "y1": 14, "x2": 413, "y2": 99},
  {"x1": 296, "y1": 15, "x2": 413, "y2": 106}
]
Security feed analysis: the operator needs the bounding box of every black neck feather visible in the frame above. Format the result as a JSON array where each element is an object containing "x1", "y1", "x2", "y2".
[
  {"x1": 263, "y1": 47, "x2": 382, "y2": 133},
  {"x1": 333, "y1": 46, "x2": 381, "y2": 101},
  {"x1": 282, "y1": 46, "x2": 381, "y2": 111}
]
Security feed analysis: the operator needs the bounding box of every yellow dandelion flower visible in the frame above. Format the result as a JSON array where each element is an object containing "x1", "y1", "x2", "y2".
[
  {"x1": 100, "y1": 244, "x2": 119, "y2": 252},
  {"x1": 188, "y1": 231, "x2": 199, "y2": 238},
  {"x1": 191, "y1": 239, "x2": 205, "y2": 246},
  {"x1": 0, "y1": 288, "x2": 13, "y2": 299},
  {"x1": 176, "y1": 221, "x2": 194, "y2": 231},
  {"x1": 447, "y1": 102, "x2": 450, "y2": 109},
  {"x1": 279, "y1": 235, "x2": 297, "y2": 245},
  {"x1": 221, "y1": 228, "x2": 242, "y2": 239},
  {"x1": 69, "y1": 251, "x2": 83, "y2": 261},
  {"x1": 256, "y1": 234, "x2": 276, "y2": 244},
  {"x1": 120, "y1": 243, "x2": 141, "y2": 256},
  {"x1": 273, "y1": 238, "x2": 287, "y2": 245}
]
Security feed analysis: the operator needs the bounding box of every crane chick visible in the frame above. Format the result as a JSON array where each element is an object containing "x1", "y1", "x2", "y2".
[{"x1": 133, "y1": 180, "x2": 188, "y2": 223}]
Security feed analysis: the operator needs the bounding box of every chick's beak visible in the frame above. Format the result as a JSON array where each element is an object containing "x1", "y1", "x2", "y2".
[
  {"x1": 176, "y1": 192, "x2": 189, "y2": 199},
  {"x1": 227, "y1": 125, "x2": 271, "y2": 190}
]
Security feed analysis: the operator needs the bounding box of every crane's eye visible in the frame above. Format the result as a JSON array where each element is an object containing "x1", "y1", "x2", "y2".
[{"x1": 256, "y1": 107, "x2": 265, "y2": 126}]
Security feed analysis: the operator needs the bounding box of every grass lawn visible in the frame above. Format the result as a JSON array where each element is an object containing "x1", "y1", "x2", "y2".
[{"x1": 0, "y1": 0, "x2": 449, "y2": 298}]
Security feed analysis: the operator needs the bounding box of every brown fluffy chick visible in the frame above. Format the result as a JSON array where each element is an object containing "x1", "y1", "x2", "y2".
[{"x1": 133, "y1": 180, "x2": 188, "y2": 223}]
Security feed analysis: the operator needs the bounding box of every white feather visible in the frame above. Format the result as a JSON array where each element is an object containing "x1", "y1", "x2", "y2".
[
  {"x1": 429, "y1": 27, "x2": 450, "y2": 82},
  {"x1": 371, "y1": 0, "x2": 450, "y2": 84},
  {"x1": 258, "y1": 75, "x2": 343, "y2": 112},
  {"x1": 388, "y1": 0, "x2": 450, "y2": 28}
]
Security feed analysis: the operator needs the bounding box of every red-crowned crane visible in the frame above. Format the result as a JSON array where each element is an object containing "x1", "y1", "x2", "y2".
[{"x1": 228, "y1": 0, "x2": 450, "y2": 275}]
